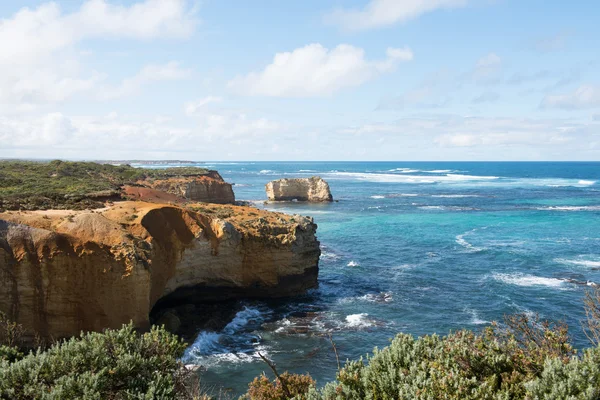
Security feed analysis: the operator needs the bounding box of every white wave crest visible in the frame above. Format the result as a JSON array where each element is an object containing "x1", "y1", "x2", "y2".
[
  {"x1": 223, "y1": 306, "x2": 262, "y2": 334},
  {"x1": 492, "y1": 273, "x2": 564, "y2": 288},
  {"x1": 347, "y1": 261, "x2": 360, "y2": 267},
  {"x1": 388, "y1": 193, "x2": 420, "y2": 197},
  {"x1": 555, "y1": 258, "x2": 600, "y2": 268},
  {"x1": 345, "y1": 313, "x2": 374, "y2": 328},
  {"x1": 431, "y1": 194, "x2": 480, "y2": 198},
  {"x1": 537, "y1": 206, "x2": 600, "y2": 211},
  {"x1": 370, "y1": 195, "x2": 385, "y2": 199},
  {"x1": 340, "y1": 292, "x2": 394, "y2": 304},
  {"x1": 464, "y1": 308, "x2": 488, "y2": 325},
  {"x1": 455, "y1": 229, "x2": 485, "y2": 252},
  {"x1": 388, "y1": 168, "x2": 420, "y2": 173},
  {"x1": 259, "y1": 169, "x2": 273, "y2": 174},
  {"x1": 324, "y1": 172, "x2": 499, "y2": 184},
  {"x1": 320, "y1": 251, "x2": 340, "y2": 260},
  {"x1": 182, "y1": 306, "x2": 265, "y2": 364}
]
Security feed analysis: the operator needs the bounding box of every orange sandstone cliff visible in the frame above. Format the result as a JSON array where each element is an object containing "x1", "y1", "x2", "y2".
[
  {"x1": 141, "y1": 170, "x2": 235, "y2": 204},
  {"x1": 0, "y1": 202, "x2": 319, "y2": 341}
]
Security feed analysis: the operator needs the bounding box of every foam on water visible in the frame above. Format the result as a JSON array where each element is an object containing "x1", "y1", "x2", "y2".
[
  {"x1": 455, "y1": 229, "x2": 486, "y2": 252},
  {"x1": 388, "y1": 193, "x2": 420, "y2": 197},
  {"x1": 345, "y1": 313, "x2": 374, "y2": 328},
  {"x1": 388, "y1": 168, "x2": 420, "y2": 173},
  {"x1": 182, "y1": 306, "x2": 266, "y2": 366},
  {"x1": 537, "y1": 206, "x2": 600, "y2": 211},
  {"x1": 347, "y1": 260, "x2": 360, "y2": 267},
  {"x1": 339, "y1": 292, "x2": 393, "y2": 304},
  {"x1": 324, "y1": 172, "x2": 499, "y2": 184},
  {"x1": 370, "y1": 195, "x2": 385, "y2": 199},
  {"x1": 431, "y1": 194, "x2": 480, "y2": 198},
  {"x1": 492, "y1": 273, "x2": 565, "y2": 288},
  {"x1": 320, "y1": 251, "x2": 340, "y2": 260},
  {"x1": 464, "y1": 308, "x2": 489, "y2": 325},
  {"x1": 419, "y1": 205, "x2": 445, "y2": 210},
  {"x1": 555, "y1": 258, "x2": 600, "y2": 268}
]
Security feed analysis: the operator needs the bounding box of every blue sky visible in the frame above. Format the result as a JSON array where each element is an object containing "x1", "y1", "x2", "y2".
[{"x1": 0, "y1": 0, "x2": 598, "y2": 160}]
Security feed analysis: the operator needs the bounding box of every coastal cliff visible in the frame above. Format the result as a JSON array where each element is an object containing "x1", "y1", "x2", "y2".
[
  {"x1": 0, "y1": 160, "x2": 235, "y2": 211},
  {"x1": 0, "y1": 201, "x2": 319, "y2": 342},
  {"x1": 266, "y1": 176, "x2": 333, "y2": 202},
  {"x1": 141, "y1": 170, "x2": 235, "y2": 204}
]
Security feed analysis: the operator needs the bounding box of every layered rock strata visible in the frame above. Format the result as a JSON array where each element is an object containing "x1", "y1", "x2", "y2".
[
  {"x1": 143, "y1": 170, "x2": 235, "y2": 204},
  {"x1": 266, "y1": 177, "x2": 333, "y2": 202},
  {"x1": 0, "y1": 202, "x2": 319, "y2": 341}
]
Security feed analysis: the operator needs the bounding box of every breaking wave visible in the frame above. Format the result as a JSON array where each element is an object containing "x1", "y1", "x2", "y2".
[
  {"x1": 555, "y1": 258, "x2": 600, "y2": 268},
  {"x1": 492, "y1": 273, "x2": 565, "y2": 288},
  {"x1": 536, "y1": 206, "x2": 600, "y2": 211},
  {"x1": 182, "y1": 306, "x2": 267, "y2": 366},
  {"x1": 455, "y1": 229, "x2": 486, "y2": 252}
]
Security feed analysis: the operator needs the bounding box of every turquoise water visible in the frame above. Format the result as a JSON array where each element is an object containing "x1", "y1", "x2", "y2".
[{"x1": 142, "y1": 162, "x2": 600, "y2": 394}]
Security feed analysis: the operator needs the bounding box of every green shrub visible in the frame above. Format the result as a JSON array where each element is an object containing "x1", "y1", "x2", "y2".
[
  {"x1": 243, "y1": 372, "x2": 315, "y2": 400},
  {"x1": 305, "y1": 314, "x2": 586, "y2": 400},
  {"x1": 0, "y1": 324, "x2": 186, "y2": 399}
]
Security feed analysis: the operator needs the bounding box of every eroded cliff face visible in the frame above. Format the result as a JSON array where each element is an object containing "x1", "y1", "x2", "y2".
[
  {"x1": 143, "y1": 171, "x2": 235, "y2": 204},
  {"x1": 266, "y1": 176, "x2": 333, "y2": 202},
  {"x1": 0, "y1": 202, "x2": 319, "y2": 341}
]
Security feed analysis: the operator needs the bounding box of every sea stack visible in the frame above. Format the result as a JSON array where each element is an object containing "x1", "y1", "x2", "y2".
[{"x1": 266, "y1": 176, "x2": 333, "y2": 202}]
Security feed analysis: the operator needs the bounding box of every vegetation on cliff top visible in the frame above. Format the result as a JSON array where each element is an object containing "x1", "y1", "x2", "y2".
[
  {"x1": 2, "y1": 289, "x2": 600, "y2": 399},
  {"x1": 0, "y1": 160, "x2": 208, "y2": 210}
]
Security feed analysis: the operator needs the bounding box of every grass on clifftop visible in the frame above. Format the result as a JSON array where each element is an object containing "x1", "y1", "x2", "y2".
[{"x1": 0, "y1": 160, "x2": 209, "y2": 210}]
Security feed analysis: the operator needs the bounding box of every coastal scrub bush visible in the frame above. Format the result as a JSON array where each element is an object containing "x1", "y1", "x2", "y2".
[
  {"x1": 0, "y1": 323, "x2": 186, "y2": 399},
  {"x1": 243, "y1": 372, "x2": 315, "y2": 400},
  {"x1": 303, "y1": 313, "x2": 589, "y2": 400}
]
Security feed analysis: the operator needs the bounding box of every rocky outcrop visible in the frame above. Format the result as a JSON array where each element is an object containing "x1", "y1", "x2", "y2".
[
  {"x1": 0, "y1": 202, "x2": 319, "y2": 342},
  {"x1": 266, "y1": 176, "x2": 333, "y2": 202},
  {"x1": 142, "y1": 171, "x2": 235, "y2": 204}
]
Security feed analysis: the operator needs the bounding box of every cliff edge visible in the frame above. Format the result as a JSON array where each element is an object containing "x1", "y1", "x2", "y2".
[{"x1": 0, "y1": 202, "x2": 319, "y2": 341}]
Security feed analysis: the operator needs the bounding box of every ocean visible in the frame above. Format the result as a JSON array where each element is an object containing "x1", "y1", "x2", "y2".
[{"x1": 139, "y1": 161, "x2": 600, "y2": 395}]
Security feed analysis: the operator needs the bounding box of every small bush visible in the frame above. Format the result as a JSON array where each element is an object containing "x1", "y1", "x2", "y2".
[
  {"x1": 0, "y1": 324, "x2": 186, "y2": 399},
  {"x1": 308, "y1": 314, "x2": 588, "y2": 400},
  {"x1": 243, "y1": 372, "x2": 315, "y2": 400}
]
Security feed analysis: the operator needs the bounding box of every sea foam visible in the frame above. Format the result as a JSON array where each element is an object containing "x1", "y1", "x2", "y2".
[
  {"x1": 555, "y1": 258, "x2": 600, "y2": 268},
  {"x1": 492, "y1": 273, "x2": 564, "y2": 288}
]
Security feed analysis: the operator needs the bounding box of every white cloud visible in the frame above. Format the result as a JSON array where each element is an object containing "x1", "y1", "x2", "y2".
[
  {"x1": 336, "y1": 115, "x2": 593, "y2": 149},
  {"x1": 542, "y1": 85, "x2": 600, "y2": 109},
  {"x1": 228, "y1": 44, "x2": 413, "y2": 97},
  {"x1": 534, "y1": 33, "x2": 570, "y2": 53},
  {"x1": 471, "y1": 53, "x2": 502, "y2": 83},
  {"x1": 379, "y1": 68, "x2": 454, "y2": 109},
  {"x1": 184, "y1": 96, "x2": 223, "y2": 116},
  {"x1": 1, "y1": 106, "x2": 283, "y2": 158},
  {"x1": 100, "y1": 61, "x2": 191, "y2": 99},
  {"x1": 325, "y1": 0, "x2": 468, "y2": 31},
  {"x1": 472, "y1": 91, "x2": 500, "y2": 104},
  {"x1": 0, "y1": 0, "x2": 197, "y2": 109}
]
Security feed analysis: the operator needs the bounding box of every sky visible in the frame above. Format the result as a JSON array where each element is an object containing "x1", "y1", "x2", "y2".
[{"x1": 0, "y1": 0, "x2": 599, "y2": 161}]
